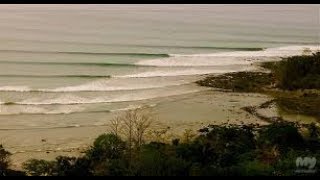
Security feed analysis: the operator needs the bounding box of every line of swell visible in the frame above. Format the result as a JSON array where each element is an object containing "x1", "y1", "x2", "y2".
[
  {"x1": 0, "y1": 124, "x2": 111, "y2": 131},
  {"x1": 0, "y1": 110, "x2": 111, "y2": 116},
  {"x1": 0, "y1": 49, "x2": 170, "y2": 57},
  {"x1": 3, "y1": 38, "x2": 317, "y2": 48},
  {"x1": 0, "y1": 74, "x2": 111, "y2": 78},
  {"x1": 0, "y1": 61, "x2": 150, "y2": 67}
]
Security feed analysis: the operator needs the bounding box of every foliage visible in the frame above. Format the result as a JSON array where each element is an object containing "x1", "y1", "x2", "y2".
[
  {"x1": 12, "y1": 121, "x2": 320, "y2": 176},
  {"x1": 196, "y1": 72, "x2": 274, "y2": 92},
  {"x1": 257, "y1": 122, "x2": 305, "y2": 152},
  {"x1": 0, "y1": 145, "x2": 11, "y2": 176},
  {"x1": 266, "y1": 52, "x2": 320, "y2": 90}
]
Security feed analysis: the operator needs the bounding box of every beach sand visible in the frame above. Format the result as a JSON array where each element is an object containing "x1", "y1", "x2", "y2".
[{"x1": 1, "y1": 89, "x2": 274, "y2": 170}]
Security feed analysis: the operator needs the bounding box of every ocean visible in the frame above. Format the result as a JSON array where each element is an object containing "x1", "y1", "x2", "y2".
[{"x1": 0, "y1": 4, "x2": 319, "y2": 130}]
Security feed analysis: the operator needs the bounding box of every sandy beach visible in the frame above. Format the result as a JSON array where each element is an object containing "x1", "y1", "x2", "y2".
[
  {"x1": 2, "y1": 89, "x2": 275, "y2": 170},
  {"x1": 0, "y1": 5, "x2": 319, "y2": 171}
]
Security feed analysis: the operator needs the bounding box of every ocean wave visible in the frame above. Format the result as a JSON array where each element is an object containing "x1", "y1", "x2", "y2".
[
  {"x1": 1, "y1": 39, "x2": 267, "y2": 51},
  {"x1": 109, "y1": 104, "x2": 157, "y2": 113},
  {"x1": 136, "y1": 45, "x2": 320, "y2": 67},
  {"x1": 0, "y1": 74, "x2": 111, "y2": 79},
  {"x1": 0, "y1": 49, "x2": 170, "y2": 57},
  {"x1": 0, "y1": 124, "x2": 111, "y2": 131},
  {"x1": 11, "y1": 88, "x2": 202, "y2": 105},
  {"x1": 0, "y1": 109, "x2": 110, "y2": 116},
  {"x1": 0, "y1": 86, "x2": 32, "y2": 92},
  {"x1": 0, "y1": 103, "x2": 87, "y2": 115},
  {"x1": 0, "y1": 61, "x2": 147, "y2": 67},
  {"x1": 0, "y1": 103, "x2": 157, "y2": 116},
  {"x1": 0, "y1": 78, "x2": 191, "y2": 92},
  {"x1": 135, "y1": 56, "x2": 253, "y2": 67},
  {"x1": 50, "y1": 78, "x2": 191, "y2": 92},
  {"x1": 169, "y1": 45, "x2": 320, "y2": 57},
  {"x1": 115, "y1": 67, "x2": 255, "y2": 78}
]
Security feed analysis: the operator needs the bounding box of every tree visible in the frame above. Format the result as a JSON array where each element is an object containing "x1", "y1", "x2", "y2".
[
  {"x1": 118, "y1": 108, "x2": 154, "y2": 148},
  {"x1": 23, "y1": 159, "x2": 55, "y2": 176},
  {"x1": 23, "y1": 157, "x2": 91, "y2": 176},
  {"x1": 307, "y1": 123, "x2": 320, "y2": 141},
  {"x1": 110, "y1": 116, "x2": 122, "y2": 137},
  {"x1": 257, "y1": 122, "x2": 304, "y2": 153},
  {"x1": 0, "y1": 145, "x2": 11, "y2": 176},
  {"x1": 87, "y1": 134, "x2": 126, "y2": 161}
]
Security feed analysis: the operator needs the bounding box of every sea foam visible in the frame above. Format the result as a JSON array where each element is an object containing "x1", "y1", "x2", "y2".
[
  {"x1": 0, "y1": 86, "x2": 32, "y2": 92},
  {"x1": 135, "y1": 45, "x2": 320, "y2": 67},
  {"x1": 0, "y1": 78, "x2": 191, "y2": 92},
  {"x1": 16, "y1": 87, "x2": 203, "y2": 105},
  {"x1": 116, "y1": 67, "x2": 256, "y2": 78}
]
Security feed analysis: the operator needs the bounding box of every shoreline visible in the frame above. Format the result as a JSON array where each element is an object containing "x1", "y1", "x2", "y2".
[
  {"x1": 6, "y1": 90, "x2": 272, "y2": 170},
  {"x1": 3, "y1": 46, "x2": 320, "y2": 171}
]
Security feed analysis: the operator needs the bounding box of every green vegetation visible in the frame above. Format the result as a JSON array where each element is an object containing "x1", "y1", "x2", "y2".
[
  {"x1": 197, "y1": 52, "x2": 320, "y2": 92},
  {"x1": 271, "y1": 52, "x2": 320, "y2": 90},
  {"x1": 2, "y1": 110, "x2": 320, "y2": 176},
  {"x1": 197, "y1": 52, "x2": 320, "y2": 121},
  {"x1": 1, "y1": 121, "x2": 317, "y2": 176},
  {"x1": 271, "y1": 92, "x2": 320, "y2": 120},
  {"x1": 0, "y1": 145, "x2": 25, "y2": 176},
  {"x1": 264, "y1": 52, "x2": 320, "y2": 121},
  {"x1": 0, "y1": 145, "x2": 11, "y2": 176},
  {"x1": 196, "y1": 71, "x2": 274, "y2": 93}
]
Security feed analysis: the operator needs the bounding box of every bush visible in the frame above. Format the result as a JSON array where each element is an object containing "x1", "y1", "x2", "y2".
[
  {"x1": 133, "y1": 142, "x2": 190, "y2": 176},
  {"x1": 23, "y1": 156, "x2": 91, "y2": 176},
  {"x1": 23, "y1": 159, "x2": 55, "y2": 176},
  {"x1": 237, "y1": 160, "x2": 274, "y2": 176},
  {"x1": 272, "y1": 52, "x2": 320, "y2": 90},
  {"x1": 0, "y1": 145, "x2": 11, "y2": 176},
  {"x1": 257, "y1": 122, "x2": 305, "y2": 152},
  {"x1": 87, "y1": 134, "x2": 126, "y2": 161},
  {"x1": 19, "y1": 121, "x2": 320, "y2": 176}
]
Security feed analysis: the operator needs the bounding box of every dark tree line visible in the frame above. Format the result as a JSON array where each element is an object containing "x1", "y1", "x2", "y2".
[{"x1": 1, "y1": 121, "x2": 319, "y2": 176}]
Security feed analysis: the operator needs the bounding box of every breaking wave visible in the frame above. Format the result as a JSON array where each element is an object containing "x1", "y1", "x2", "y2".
[
  {"x1": 9, "y1": 88, "x2": 203, "y2": 105},
  {"x1": 0, "y1": 78, "x2": 191, "y2": 92},
  {"x1": 136, "y1": 45, "x2": 320, "y2": 67},
  {"x1": 115, "y1": 67, "x2": 256, "y2": 78}
]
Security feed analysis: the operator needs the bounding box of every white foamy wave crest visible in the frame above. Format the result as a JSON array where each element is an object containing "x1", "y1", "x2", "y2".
[
  {"x1": 17, "y1": 87, "x2": 203, "y2": 105},
  {"x1": 49, "y1": 79, "x2": 189, "y2": 92},
  {"x1": 136, "y1": 56, "x2": 253, "y2": 67},
  {"x1": 116, "y1": 67, "x2": 255, "y2": 78},
  {"x1": 43, "y1": 106, "x2": 87, "y2": 115},
  {"x1": 136, "y1": 45, "x2": 320, "y2": 67},
  {"x1": 18, "y1": 95, "x2": 89, "y2": 105},
  {"x1": 109, "y1": 105, "x2": 143, "y2": 112},
  {"x1": 170, "y1": 45, "x2": 320, "y2": 57},
  {"x1": 0, "y1": 106, "x2": 45, "y2": 115},
  {"x1": 0, "y1": 104, "x2": 88, "y2": 115},
  {"x1": 109, "y1": 104, "x2": 157, "y2": 113},
  {"x1": 0, "y1": 86, "x2": 32, "y2": 92},
  {"x1": 0, "y1": 105, "x2": 45, "y2": 115},
  {"x1": 0, "y1": 79, "x2": 190, "y2": 92}
]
